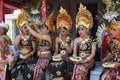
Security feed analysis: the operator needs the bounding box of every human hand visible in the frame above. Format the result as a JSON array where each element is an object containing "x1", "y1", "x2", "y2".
[{"x1": 27, "y1": 18, "x2": 33, "y2": 23}]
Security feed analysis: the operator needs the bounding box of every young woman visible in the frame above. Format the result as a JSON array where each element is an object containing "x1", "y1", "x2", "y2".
[
  {"x1": 71, "y1": 3, "x2": 97, "y2": 80},
  {"x1": 100, "y1": 22, "x2": 120, "y2": 80},
  {"x1": 47, "y1": 7, "x2": 73, "y2": 80},
  {"x1": 27, "y1": 17, "x2": 53, "y2": 80},
  {"x1": 0, "y1": 36, "x2": 15, "y2": 80},
  {"x1": 11, "y1": 11, "x2": 37, "y2": 80}
]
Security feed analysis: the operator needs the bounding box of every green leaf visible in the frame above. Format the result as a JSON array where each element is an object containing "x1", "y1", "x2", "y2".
[
  {"x1": 36, "y1": 0, "x2": 43, "y2": 10},
  {"x1": 102, "y1": 0, "x2": 106, "y2": 4}
]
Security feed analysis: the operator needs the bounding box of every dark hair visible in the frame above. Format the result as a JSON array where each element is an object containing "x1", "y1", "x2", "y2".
[
  {"x1": 40, "y1": 24, "x2": 48, "y2": 30},
  {"x1": 57, "y1": 27, "x2": 67, "y2": 32}
]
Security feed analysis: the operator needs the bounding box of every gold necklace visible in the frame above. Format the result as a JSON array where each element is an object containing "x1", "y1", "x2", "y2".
[
  {"x1": 21, "y1": 35, "x2": 30, "y2": 45},
  {"x1": 79, "y1": 37, "x2": 89, "y2": 44}
]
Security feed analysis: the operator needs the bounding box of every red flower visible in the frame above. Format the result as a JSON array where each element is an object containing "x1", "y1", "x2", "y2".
[
  {"x1": 2, "y1": 56, "x2": 7, "y2": 60},
  {"x1": 0, "y1": 68, "x2": 4, "y2": 73}
]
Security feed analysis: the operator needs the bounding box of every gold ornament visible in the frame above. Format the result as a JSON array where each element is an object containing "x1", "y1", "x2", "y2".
[
  {"x1": 56, "y1": 71, "x2": 61, "y2": 76},
  {"x1": 16, "y1": 9, "x2": 29, "y2": 28},
  {"x1": 76, "y1": 3, "x2": 93, "y2": 29},
  {"x1": 46, "y1": 12, "x2": 55, "y2": 32},
  {"x1": 112, "y1": 21, "x2": 120, "y2": 30},
  {"x1": 57, "y1": 7, "x2": 72, "y2": 30}
]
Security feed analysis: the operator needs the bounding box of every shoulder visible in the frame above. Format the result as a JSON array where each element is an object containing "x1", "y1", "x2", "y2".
[{"x1": 15, "y1": 35, "x2": 21, "y2": 39}]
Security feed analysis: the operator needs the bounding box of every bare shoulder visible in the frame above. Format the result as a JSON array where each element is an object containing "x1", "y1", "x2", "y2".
[{"x1": 15, "y1": 35, "x2": 21, "y2": 40}]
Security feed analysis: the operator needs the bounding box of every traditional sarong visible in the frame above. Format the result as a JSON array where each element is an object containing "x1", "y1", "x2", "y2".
[{"x1": 11, "y1": 57, "x2": 37, "y2": 80}]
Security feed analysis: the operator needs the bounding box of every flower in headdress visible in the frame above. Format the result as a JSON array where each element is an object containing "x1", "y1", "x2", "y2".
[
  {"x1": 103, "y1": 11, "x2": 119, "y2": 22},
  {"x1": 30, "y1": 9, "x2": 40, "y2": 15}
]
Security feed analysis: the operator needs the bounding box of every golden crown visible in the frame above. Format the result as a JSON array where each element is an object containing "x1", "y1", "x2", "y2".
[
  {"x1": 112, "y1": 21, "x2": 120, "y2": 29},
  {"x1": 56, "y1": 7, "x2": 72, "y2": 30},
  {"x1": 46, "y1": 12, "x2": 55, "y2": 32},
  {"x1": 76, "y1": 3, "x2": 93, "y2": 29},
  {"x1": 16, "y1": 9, "x2": 29, "y2": 28}
]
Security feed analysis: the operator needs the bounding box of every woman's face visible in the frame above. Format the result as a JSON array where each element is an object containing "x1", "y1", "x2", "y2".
[
  {"x1": 20, "y1": 24, "x2": 29, "y2": 34},
  {"x1": 110, "y1": 27, "x2": 120, "y2": 38},
  {"x1": 77, "y1": 25, "x2": 88, "y2": 37},
  {"x1": 58, "y1": 27, "x2": 68, "y2": 37}
]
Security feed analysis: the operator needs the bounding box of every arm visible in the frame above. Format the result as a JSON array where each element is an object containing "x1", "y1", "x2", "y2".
[
  {"x1": 83, "y1": 40, "x2": 97, "y2": 63},
  {"x1": 73, "y1": 39, "x2": 77, "y2": 56},
  {"x1": 14, "y1": 35, "x2": 21, "y2": 46},
  {"x1": 26, "y1": 40, "x2": 36, "y2": 58},
  {"x1": 28, "y1": 18, "x2": 41, "y2": 33},
  {"x1": 87, "y1": 42, "x2": 97, "y2": 61},
  {"x1": 30, "y1": 40, "x2": 36, "y2": 56},
  {"x1": 54, "y1": 38, "x2": 59, "y2": 55},
  {"x1": 32, "y1": 22, "x2": 42, "y2": 34},
  {"x1": 27, "y1": 26, "x2": 42, "y2": 40},
  {"x1": 64, "y1": 41, "x2": 72, "y2": 54}
]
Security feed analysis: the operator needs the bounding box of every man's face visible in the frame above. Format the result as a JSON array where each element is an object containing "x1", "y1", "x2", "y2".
[
  {"x1": 0, "y1": 38, "x2": 5, "y2": 49},
  {"x1": 0, "y1": 27, "x2": 6, "y2": 35}
]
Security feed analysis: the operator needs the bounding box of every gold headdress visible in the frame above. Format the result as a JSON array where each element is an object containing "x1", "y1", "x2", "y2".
[
  {"x1": 16, "y1": 9, "x2": 29, "y2": 28},
  {"x1": 112, "y1": 21, "x2": 120, "y2": 30},
  {"x1": 57, "y1": 7, "x2": 72, "y2": 30},
  {"x1": 46, "y1": 12, "x2": 55, "y2": 32},
  {"x1": 76, "y1": 3, "x2": 93, "y2": 29}
]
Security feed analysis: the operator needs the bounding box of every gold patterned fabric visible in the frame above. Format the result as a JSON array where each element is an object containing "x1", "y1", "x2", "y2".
[
  {"x1": 11, "y1": 58, "x2": 37, "y2": 80},
  {"x1": 11, "y1": 35, "x2": 37, "y2": 80},
  {"x1": 48, "y1": 61, "x2": 67, "y2": 80}
]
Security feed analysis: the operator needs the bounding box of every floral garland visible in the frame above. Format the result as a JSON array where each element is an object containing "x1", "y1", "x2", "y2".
[
  {"x1": 96, "y1": 0, "x2": 120, "y2": 48},
  {"x1": 98, "y1": 0, "x2": 120, "y2": 26}
]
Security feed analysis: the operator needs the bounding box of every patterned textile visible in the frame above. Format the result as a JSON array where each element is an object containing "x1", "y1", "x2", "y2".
[
  {"x1": 57, "y1": 37, "x2": 74, "y2": 80},
  {"x1": 33, "y1": 39, "x2": 52, "y2": 80},
  {"x1": 72, "y1": 36, "x2": 96, "y2": 80},
  {"x1": 101, "y1": 35, "x2": 120, "y2": 80},
  {"x1": 0, "y1": 51, "x2": 14, "y2": 80},
  {"x1": 47, "y1": 60, "x2": 67, "y2": 80},
  {"x1": 11, "y1": 58, "x2": 37, "y2": 80},
  {"x1": 11, "y1": 35, "x2": 37, "y2": 80}
]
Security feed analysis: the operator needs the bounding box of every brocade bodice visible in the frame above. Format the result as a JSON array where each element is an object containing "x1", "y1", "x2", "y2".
[
  {"x1": 76, "y1": 37, "x2": 96, "y2": 56},
  {"x1": 58, "y1": 37, "x2": 72, "y2": 54},
  {"x1": 38, "y1": 39, "x2": 51, "y2": 47},
  {"x1": 107, "y1": 38, "x2": 120, "y2": 62},
  {"x1": 20, "y1": 35, "x2": 34, "y2": 46}
]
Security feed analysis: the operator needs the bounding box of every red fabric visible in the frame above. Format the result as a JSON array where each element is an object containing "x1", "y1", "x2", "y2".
[
  {"x1": 4, "y1": 0, "x2": 22, "y2": 9},
  {"x1": 0, "y1": 0, "x2": 4, "y2": 22},
  {"x1": 42, "y1": 0, "x2": 47, "y2": 20},
  {"x1": 101, "y1": 35, "x2": 109, "y2": 60}
]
